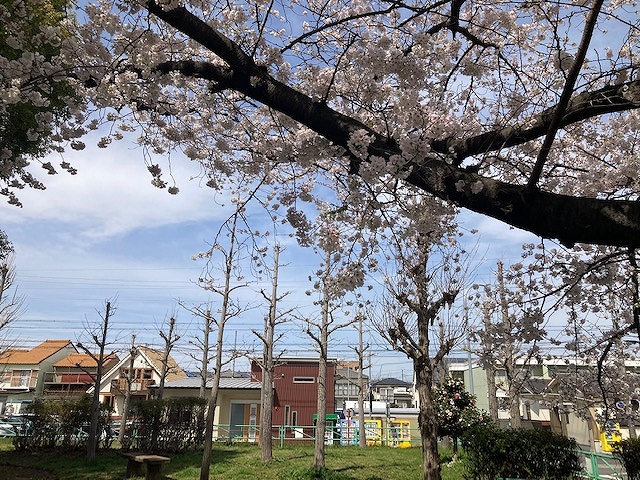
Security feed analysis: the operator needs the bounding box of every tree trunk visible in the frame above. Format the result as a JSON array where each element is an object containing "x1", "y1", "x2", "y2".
[
  {"x1": 314, "y1": 348, "x2": 328, "y2": 470},
  {"x1": 118, "y1": 336, "x2": 136, "y2": 444},
  {"x1": 200, "y1": 373, "x2": 221, "y2": 480},
  {"x1": 415, "y1": 364, "x2": 441, "y2": 480},
  {"x1": 357, "y1": 317, "x2": 367, "y2": 448},
  {"x1": 509, "y1": 391, "x2": 522, "y2": 428},
  {"x1": 260, "y1": 364, "x2": 274, "y2": 461},
  {"x1": 199, "y1": 312, "x2": 211, "y2": 399},
  {"x1": 259, "y1": 244, "x2": 279, "y2": 462},
  {"x1": 86, "y1": 301, "x2": 111, "y2": 463},
  {"x1": 486, "y1": 365, "x2": 499, "y2": 421}
]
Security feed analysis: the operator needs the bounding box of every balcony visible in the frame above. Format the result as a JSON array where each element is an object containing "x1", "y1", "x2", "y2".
[
  {"x1": 43, "y1": 372, "x2": 94, "y2": 385},
  {"x1": 0, "y1": 375, "x2": 37, "y2": 390},
  {"x1": 111, "y1": 378, "x2": 155, "y2": 392}
]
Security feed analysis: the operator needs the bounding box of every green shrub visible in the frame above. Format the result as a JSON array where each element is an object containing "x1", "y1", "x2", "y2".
[
  {"x1": 128, "y1": 397, "x2": 206, "y2": 453},
  {"x1": 461, "y1": 423, "x2": 582, "y2": 479},
  {"x1": 614, "y1": 437, "x2": 640, "y2": 480},
  {"x1": 12, "y1": 396, "x2": 113, "y2": 451}
]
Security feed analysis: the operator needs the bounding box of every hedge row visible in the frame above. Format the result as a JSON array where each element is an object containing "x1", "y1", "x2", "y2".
[
  {"x1": 11, "y1": 395, "x2": 207, "y2": 453},
  {"x1": 461, "y1": 424, "x2": 582, "y2": 480}
]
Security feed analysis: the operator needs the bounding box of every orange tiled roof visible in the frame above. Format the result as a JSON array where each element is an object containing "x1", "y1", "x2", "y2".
[
  {"x1": 0, "y1": 340, "x2": 73, "y2": 365},
  {"x1": 54, "y1": 352, "x2": 118, "y2": 368},
  {"x1": 138, "y1": 346, "x2": 188, "y2": 381}
]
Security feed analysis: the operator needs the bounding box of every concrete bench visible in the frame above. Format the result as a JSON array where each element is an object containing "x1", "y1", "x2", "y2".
[{"x1": 123, "y1": 453, "x2": 171, "y2": 480}]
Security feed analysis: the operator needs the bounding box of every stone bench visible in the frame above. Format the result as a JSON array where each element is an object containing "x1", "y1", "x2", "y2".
[{"x1": 122, "y1": 453, "x2": 171, "y2": 480}]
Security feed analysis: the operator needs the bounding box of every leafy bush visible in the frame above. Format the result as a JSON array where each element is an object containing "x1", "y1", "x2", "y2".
[
  {"x1": 614, "y1": 437, "x2": 640, "y2": 480},
  {"x1": 13, "y1": 396, "x2": 113, "y2": 451},
  {"x1": 461, "y1": 423, "x2": 582, "y2": 479},
  {"x1": 434, "y1": 377, "x2": 492, "y2": 453},
  {"x1": 127, "y1": 397, "x2": 206, "y2": 453}
]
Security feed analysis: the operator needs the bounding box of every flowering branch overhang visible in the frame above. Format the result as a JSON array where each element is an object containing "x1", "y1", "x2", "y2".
[{"x1": 145, "y1": 1, "x2": 640, "y2": 248}]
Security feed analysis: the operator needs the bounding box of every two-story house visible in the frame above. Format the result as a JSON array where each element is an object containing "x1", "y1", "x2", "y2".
[
  {"x1": 42, "y1": 352, "x2": 119, "y2": 400},
  {"x1": 96, "y1": 345, "x2": 187, "y2": 416},
  {"x1": 0, "y1": 339, "x2": 78, "y2": 413},
  {"x1": 370, "y1": 378, "x2": 414, "y2": 408},
  {"x1": 334, "y1": 366, "x2": 369, "y2": 413},
  {"x1": 250, "y1": 357, "x2": 337, "y2": 439}
]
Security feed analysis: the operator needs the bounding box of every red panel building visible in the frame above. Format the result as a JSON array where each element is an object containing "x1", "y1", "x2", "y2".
[{"x1": 251, "y1": 357, "x2": 336, "y2": 434}]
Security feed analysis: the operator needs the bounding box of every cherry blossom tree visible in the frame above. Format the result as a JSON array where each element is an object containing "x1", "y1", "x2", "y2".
[
  {"x1": 4, "y1": 0, "x2": 640, "y2": 248},
  {"x1": 1, "y1": 0, "x2": 80, "y2": 206},
  {"x1": 471, "y1": 260, "x2": 548, "y2": 428},
  {"x1": 303, "y1": 211, "x2": 365, "y2": 471},
  {"x1": 374, "y1": 199, "x2": 473, "y2": 480}
]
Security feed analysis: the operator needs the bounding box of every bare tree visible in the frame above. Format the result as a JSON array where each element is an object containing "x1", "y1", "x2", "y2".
[
  {"x1": 352, "y1": 312, "x2": 370, "y2": 448},
  {"x1": 376, "y1": 233, "x2": 470, "y2": 480},
  {"x1": 118, "y1": 334, "x2": 137, "y2": 444},
  {"x1": 77, "y1": 300, "x2": 117, "y2": 463},
  {"x1": 190, "y1": 307, "x2": 213, "y2": 399},
  {"x1": 157, "y1": 315, "x2": 181, "y2": 400},
  {"x1": 305, "y1": 250, "x2": 359, "y2": 471},
  {"x1": 197, "y1": 210, "x2": 251, "y2": 480},
  {"x1": 0, "y1": 251, "x2": 23, "y2": 352},
  {"x1": 253, "y1": 244, "x2": 290, "y2": 462}
]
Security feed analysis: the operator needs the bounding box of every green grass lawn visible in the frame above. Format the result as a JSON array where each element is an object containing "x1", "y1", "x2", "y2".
[{"x1": 0, "y1": 439, "x2": 466, "y2": 479}]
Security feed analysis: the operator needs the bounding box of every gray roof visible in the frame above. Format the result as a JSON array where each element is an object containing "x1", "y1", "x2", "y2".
[
  {"x1": 371, "y1": 377, "x2": 412, "y2": 387},
  {"x1": 152, "y1": 377, "x2": 261, "y2": 390}
]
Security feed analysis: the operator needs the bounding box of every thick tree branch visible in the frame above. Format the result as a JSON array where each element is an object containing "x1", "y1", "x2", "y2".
[
  {"x1": 527, "y1": 0, "x2": 604, "y2": 188},
  {"x1": 145, "y1": 2, "x2": 640, "y2": 248}
]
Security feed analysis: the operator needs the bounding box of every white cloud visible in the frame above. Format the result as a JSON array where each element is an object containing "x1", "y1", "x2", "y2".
[{"x1": 1, "y1": 134, "x2": 225, "y2": 240}]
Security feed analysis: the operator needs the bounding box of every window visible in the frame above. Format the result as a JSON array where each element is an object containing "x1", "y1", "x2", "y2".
[
  {"x1": 293, "y1": 376, "x2": 315, "y2": 383},
  {"x1": 291, "y1": 411, "x2": 298, "y2": 426},
  {"x1": 284, "y1": 405, "x2": 291, "y2": 425}
]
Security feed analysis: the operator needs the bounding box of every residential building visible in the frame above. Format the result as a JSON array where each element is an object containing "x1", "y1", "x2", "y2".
[
  {"x1": 42, "y1": 352, "x2": 119, "y2": 400},
  {"x1": 0, "y1": 339, "x2": 78, "y2": 413},
  {"x1": 334, "y1": 366, "x2": 369, "y2": 413},
  {"x1": 152, "y1": 376, "x2": 262, "y2": 441},
  {"x1": 447, "y1": 357, "x2": 640, "y2": 451},
  {"x1": 250, "y1": 357, "x2": 337, "y2": 438},
  {"x1": 95, "y1": 345, "x2": 188, "y2": 416},
  {"x1": 370, "y1": 378, "x2": 414, "y2": 408}
]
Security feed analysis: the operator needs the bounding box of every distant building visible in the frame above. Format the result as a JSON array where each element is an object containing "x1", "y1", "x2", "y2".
[
  {"x1": 251, "y1": 357, "x2": 337, "y2": 438},
  {"x1": 334, "y1": 366, "x2": 368, "y2": 412},
  {"x1": 0, "y1": 339, "x2": 77, "y2": 413},
  {"x1": 151, "y1": 376, "x2": 262, "y2": 442},
  {"x1": 95, "y1": 345, "x2": 187, "y2": 416},
  {"x1": 43, "y1": 352, "x2": 119, "y2": 400},
  {"x1": 370, "y1": 378, "x2": 414, "y2": 408}
]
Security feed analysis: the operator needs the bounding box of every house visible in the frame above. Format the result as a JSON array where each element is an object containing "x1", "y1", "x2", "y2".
[
  {"x1": 334, "y1": 366, "x2": 368, "y2": 413},
  {"x1": 0, "y1": 339, "x2": 78, "y2": 414},
  {"x1": 250, "y1": 357, "x2": 337, "y2": 439},
  {"x1": 152, "y1": 376, "x2": 262, "y2": 441},
  {"x1": 96, "y1": 345, "x2": 188, "y2": 416},
  {"x1": 370, "y1": 378, "x2": 414, "y2": 408},
  {"x1": 42, "y1": 352, "x2": 119, "y2": 400},
  {"x1": 447, "y1": 357, "x2": 639, "y2": 451}
]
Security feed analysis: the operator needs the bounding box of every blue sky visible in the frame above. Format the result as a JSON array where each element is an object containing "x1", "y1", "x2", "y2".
[{"x1": 0, "y1": 130, "x2": 540, "y2": 379}]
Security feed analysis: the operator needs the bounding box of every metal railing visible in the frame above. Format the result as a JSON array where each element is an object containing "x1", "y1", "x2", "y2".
[
  {"x1": 42, "y1": 372, "x2": 93, "y2": 384},
  {"x1": 579, "y1": 450, "x2": 626, "y2": 480},
  {"x1": 0, "y1": 374, "x2": 37, "y2": 389},
  {"x1": 211, "y1": 423, "x2": 421, "y2": 448},
  {"x1": 110, "y1": 378, "x2": 155, "y2": 391}
]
